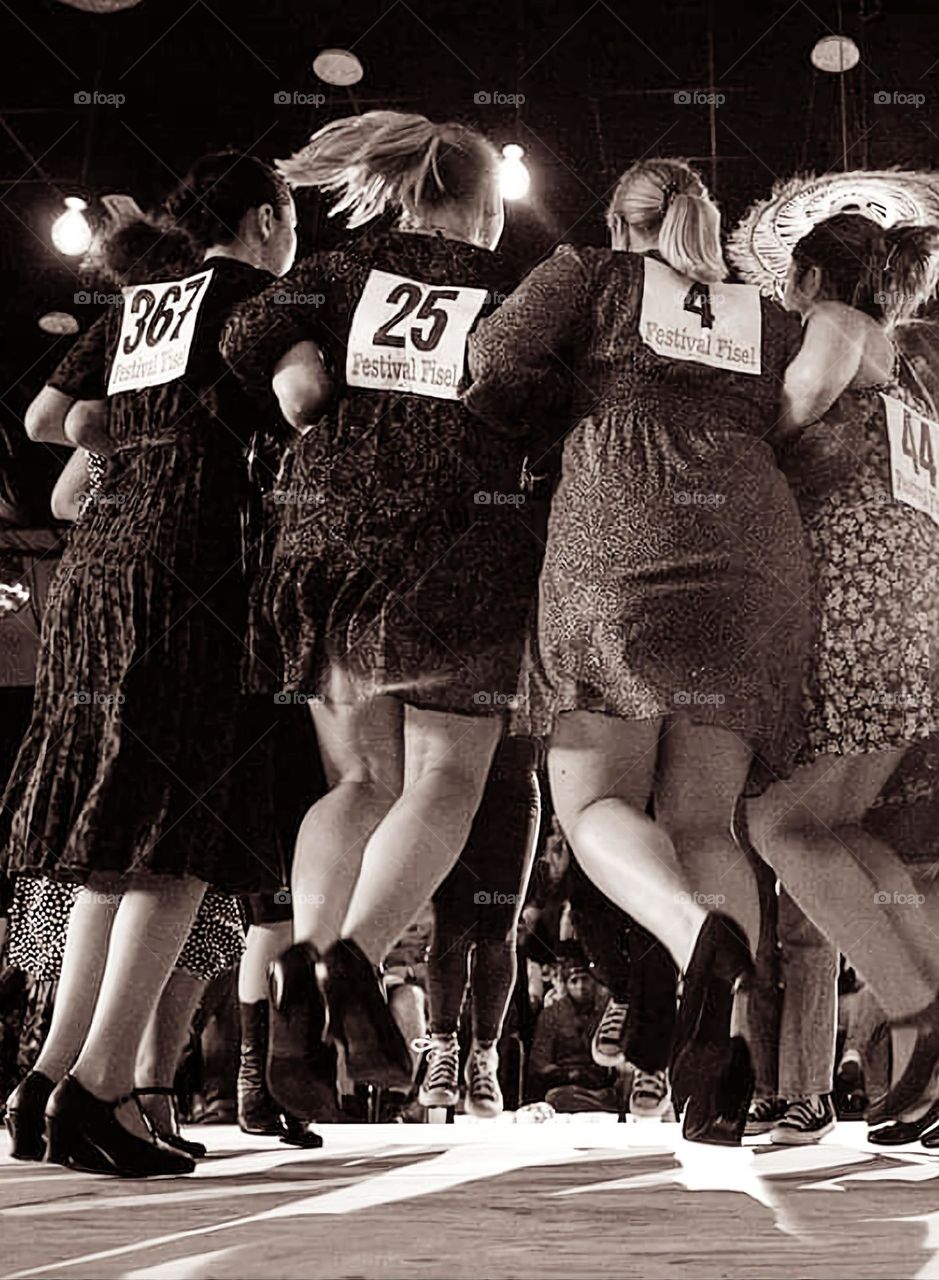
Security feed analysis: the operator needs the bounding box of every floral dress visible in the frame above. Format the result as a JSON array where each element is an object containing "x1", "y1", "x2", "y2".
[
  {"x1": 466, "y1": 245, "x2": 811, "y2": 791},
  {"x1": 781, "y1": 369, "x2": 939, "y2": 759}
]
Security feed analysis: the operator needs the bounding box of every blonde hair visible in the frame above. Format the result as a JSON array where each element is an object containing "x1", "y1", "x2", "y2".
[
  {"x1": 607, "y1": 158, "x2": 727, "y2": 283},
  {"x1": 278, "y1": 110, "x2": 499, "y2": 230}
]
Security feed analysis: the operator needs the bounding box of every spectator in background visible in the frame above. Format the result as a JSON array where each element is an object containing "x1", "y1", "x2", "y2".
[{"x1": 529, "y1": 945, "x2": 620, "y2": 1113}]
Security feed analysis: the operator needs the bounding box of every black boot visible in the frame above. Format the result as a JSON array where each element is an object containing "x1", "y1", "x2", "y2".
[
  {"x1": 238, "y1": 1001, "x2": 286, "y2": 1135},
  {"x1": 681, "y1": 1037, "x2": 754, "y2": 1146},
  {"x1": 867, "y1": 993, "x2": 939, "y2": 1125},
  {"x1": 45, "y1": 1076, "x2": 195, "y2": 1177},
  {"x1": 317, "y1": 939, "x2": 413, "y2": 1090},
  {"x1": 267, "y1": 947, "x2": 341, "y2": 1121},
  {"x1": 5, "y1": 1071, "x2": 56, "y2": 1161},
  {"x1": 133, "y1": 1087, "x2": 207, "y2": 1159}
]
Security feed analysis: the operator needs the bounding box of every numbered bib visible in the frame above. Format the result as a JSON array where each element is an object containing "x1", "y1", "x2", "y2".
[
  {"x1": 346, "y1": 269, "x2": 489, "y2": 401},
  {"x1": 881, "y1": 392, "x2": 939, "y2": 525},
  {"x1": 639, "y1": 257, "x2": 762, "y2": 375},
  {"x1": 107, "y1": 268, "x2": 214, "y2": 395}
]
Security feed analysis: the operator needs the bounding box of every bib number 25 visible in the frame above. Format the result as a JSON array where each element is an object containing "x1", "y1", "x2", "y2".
[{"x1": 373, "y1": 283, "x2": 460, "y2": 352}]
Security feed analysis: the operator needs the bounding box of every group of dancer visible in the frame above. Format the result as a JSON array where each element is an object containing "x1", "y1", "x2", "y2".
[{"x1": 3, "y1": 103, "x2": 939, "y2": 1176}]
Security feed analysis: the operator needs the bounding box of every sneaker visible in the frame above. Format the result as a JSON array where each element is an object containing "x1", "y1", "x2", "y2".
[
  {"x1": 769, "y1": 1094, "x2": 836, "y2": 1145},
  {"x1": 629, "y1": 1069, "x2": 671, "y2": 1118},
  {"x1": 592, "y1": 998, "x2": 629, "y2": 1068},
  {"x1": 464, "y1": 1041, "x2": 503, "y2": 1119},
  {"x1": 418, "y1": 1034, "x2": 460, "y2": 1108},
  {"x1": 745, "y1": 1096, "x2": 789, "y2": 1135}
]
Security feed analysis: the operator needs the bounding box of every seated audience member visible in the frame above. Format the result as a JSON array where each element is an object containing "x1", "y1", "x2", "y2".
[{"x1": 529, "y1": 946, "x2": 620, "y2": 1112}]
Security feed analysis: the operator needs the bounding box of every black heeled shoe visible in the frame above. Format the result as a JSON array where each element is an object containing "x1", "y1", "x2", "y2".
[
  {"x1": 316, "y1": 939, "x2": 413, "y2": 1090},
  {"x1": 867, "y1": 994, "x2": 939, "y2": 1125},
  {"x1": 680, "y1": 1036, "x2": 755, "y2": 1146},
  {"x1": 267, "y1": 944, "x2": 342, "y2": 1121},
  {"x1": 45, "y1": 1076, "x2": 195, "y2": 1177},
  {"x1": 133, "y1": 1087, "x2": 207, "y2": 1159},
  {"x1": 670, "y1": 912, "x2": 753, "y2": 1113},
  {"x1": 5, "y1": 1071, "x2": 56, "y2": 1161},
  {"x1": 869, "y1": 1098, "x2": 939, "y2": 1146},
  {"x1": 280, "y1": 1114, "x2": 325, "y2": 1148}
]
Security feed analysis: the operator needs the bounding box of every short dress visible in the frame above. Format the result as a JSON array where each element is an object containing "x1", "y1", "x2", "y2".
[
  {"x1": 3, "y1": 258, "x2": 279, "y2": 891},
  {"x1": 465, "y1": 245, "x2": 811, "y2": 789},
  {"x1": 5, "y1": 452, "x2": 244, "y2": 980},
  {"x1": 781, "y1": 369, "x2": 939, "y2": 759},
  {"x1": 220, "y1": 229, "x2": 540, "y2": 714}
]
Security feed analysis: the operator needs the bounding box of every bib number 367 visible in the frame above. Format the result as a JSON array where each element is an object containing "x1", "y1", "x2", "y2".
[
  {"x1": 107, "y1": 268, "x2": 213, "y2": 395},
  {"x1": 346, "y1": 268, "x2": 489, "y2": 401},
  {"x1": 882, "y1": 392, "x2": 939, "y2": 525}
]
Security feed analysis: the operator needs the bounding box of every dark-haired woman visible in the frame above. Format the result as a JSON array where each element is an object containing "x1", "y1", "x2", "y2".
[
  {"x1": 222, "y1": 111, "x2": 540, "y2": 1096},
  {"x1": 2, "y1": 153, "x2": 298, "y2": 1176},
  {"x1": 744, "y1": 214, "x2": 939, "y2": 1131}
]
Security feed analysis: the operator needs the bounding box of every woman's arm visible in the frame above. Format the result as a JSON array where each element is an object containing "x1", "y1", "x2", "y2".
[
  {"x1": 51, "y1": 449, "x2": 92, "y2": 521},
  {"x1": 271, "y1": 341, "x2": 334, "y2": 432},
  {"x1": 463, "y1": 245, "x2": 589, "y2": 430},
  {"x1": 780, "y1": 304, "x2": 866, "y2": 436},
  {"x1": 24, "y1": 386, "x2": 76, "y2": 446},
  {"x1": 63, "y1": 400, "x2": 113, "y2": 455}
]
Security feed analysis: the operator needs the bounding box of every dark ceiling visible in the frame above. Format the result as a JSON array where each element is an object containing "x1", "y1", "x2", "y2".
[{"x1": 0, "y1": 0, "x2": 937, "y2": 420}]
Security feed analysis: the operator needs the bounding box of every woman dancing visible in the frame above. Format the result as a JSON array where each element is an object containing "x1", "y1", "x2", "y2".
[
  {"x1": 744, "y1": 213, "x2": 939, "y2": 1131},
  {"x1": 2, "y1": 152, "x2": 298, "y2": 1176},
  {"x1": 221, "y1": 110, "x2": 540, "y2": 1097},
  {"x1": 465, "y1": 157, "x2": 811, "y2": 1142}
]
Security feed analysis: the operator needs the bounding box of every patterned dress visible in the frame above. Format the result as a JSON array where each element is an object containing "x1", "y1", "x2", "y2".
[
  {"x1": 781, "y1": 371, "x2": 939, "y2": 759},
  {"x1": 220, "y1": 230, "x2": 540, "y2": 714},
  {"x1": 465, "y1": 246, "x2": 811, "y2": 790},
  {"x1": 2, "y1": 259, "x2": 279, "y2": 891},
  {"x1": 5, "y1": 451, "x2": 246, "y2": 980}
]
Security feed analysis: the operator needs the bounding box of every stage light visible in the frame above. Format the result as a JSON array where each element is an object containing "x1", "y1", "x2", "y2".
[
  {"x1": 500, "y1": 145, "x2": 530, "y2": 200},
  {"x1": 51, "y1": 197, "x2": 92, "y2": 256},
  {"x1": 38, "y1": 312, "x2": 79, "y2": 335},
  {"x1": 312, "y1": 49, "x2": 364, "y2": 86},
  {"x1": 55, "y1": 0, "x2": 142, "y2": 9},
  {"x1": 810, "y1": 34, "x2": 860, "y2": 72}
]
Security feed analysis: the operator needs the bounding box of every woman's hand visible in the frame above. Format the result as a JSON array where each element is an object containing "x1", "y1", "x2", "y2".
[
  {"x1": 272, "y1": 341, "x2": 333, "y2": 432},
  {"x1": 63, "y1": 400, "x2": 114, "y2": 456}
]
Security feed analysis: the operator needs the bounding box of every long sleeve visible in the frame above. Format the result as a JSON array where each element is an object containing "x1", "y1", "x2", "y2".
[
  {"x1": 47, "y1": 315, "x2": 110, "y2": 401},
  {"x1": 463, "y1": 244, "x2": 589, "y2": 432},
  {"x1": 220, "y1": 260, "x2": 332, "y2": 401}
]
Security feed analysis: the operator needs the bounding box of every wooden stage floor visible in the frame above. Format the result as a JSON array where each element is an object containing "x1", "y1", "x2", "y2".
[{"x1": 3, "y1": 1117, "x2": 939, "y2": 1279}]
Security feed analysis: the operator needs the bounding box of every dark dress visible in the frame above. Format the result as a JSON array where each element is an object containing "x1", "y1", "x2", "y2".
[
  {"x1": 465, "y1": 246, "x2": 811, "y2": 790},
  {"x1": 3, "y1": 258, "x2": 276, "y2": 891},
  {"x1": 220, "y1": 229, "x2": 539, "y2": 714}
]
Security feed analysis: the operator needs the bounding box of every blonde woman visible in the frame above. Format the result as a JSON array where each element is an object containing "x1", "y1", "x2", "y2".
[
  {"x1": 465, "y1": 158, "x2": 811, "y2": 1143},
  {"x1": 221, "y1": 112, "x2": 540, "y2": 1101}
]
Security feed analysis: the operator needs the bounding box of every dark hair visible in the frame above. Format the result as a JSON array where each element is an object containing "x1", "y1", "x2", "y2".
[
  {"x1": 87, "y1": 219, "x2": 198, "y2": 286},
  {"x1": 166, "y1": 151, "x2": 292, "y2": 249},
  {"x1": 792, "y1": 212, "x2": 939, "y2": 323}
]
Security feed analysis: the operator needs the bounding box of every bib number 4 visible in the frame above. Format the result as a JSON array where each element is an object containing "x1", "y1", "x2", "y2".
[{"x1": 682, "y1": 282, "x2": 715, "y2": 330}]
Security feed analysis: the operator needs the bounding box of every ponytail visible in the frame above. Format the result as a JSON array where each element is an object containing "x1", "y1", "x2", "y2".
[
  {"x1": 882, "y1": 224, "x2": 939, "y2": 323},
  {"x1": 278, "y1": 110, "x2": 498, "y2": 229},
  {"x1": 84, "y1": 197, "x2": 198, "y2": 287},
  {"x1": 607, "y1": 158, "x2": 727, "y2": 284},
  {"x1": 166, "y1": 152, "x2": 291, "y2": 250}
]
